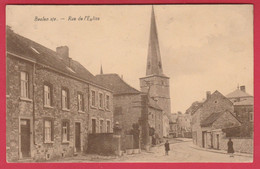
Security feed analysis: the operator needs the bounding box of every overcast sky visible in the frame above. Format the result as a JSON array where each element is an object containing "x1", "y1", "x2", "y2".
[{"x1": 6, "y1": 5, "x2": 254, "y2": 113}]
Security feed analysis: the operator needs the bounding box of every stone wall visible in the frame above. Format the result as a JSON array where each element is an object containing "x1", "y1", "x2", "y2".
[
  {"x1": 87, "y1": 133, "x2": 121, "y2": 155},
  {"x1": 6, "y1": 55, "x2": 113, "y2": 162},
  {"x1": 219, "y1": 137, "x2": 253, "y2": 154},
  {"x1": 148, "y1": 107, "x2": 163, "y2": 139},
  {"x1": 33, "y1": 67, "x2": 91, "y2": 161},
  {"x1": 191, "y1": 109, "x2": 203, "y2": 147},
  {"x1": 200, "y1": 91, "x2": 234, "y2": 122},
  {"x1": 140, "y1": 75, "x2": 171, "y2": 116},
  {"x1": 6, "y1": 56, "x2": 34, "y2": 161},
  {"x1": 113, "y1": 94, "x2": 142, "y2": 135}
]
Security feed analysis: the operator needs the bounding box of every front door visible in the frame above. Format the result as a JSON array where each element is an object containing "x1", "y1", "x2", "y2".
[
  {"x1": 20, "y1": 119, "x2": 30, "y2": 158},
  {"x1": 92, "y1": 119, "x2": 96, "y2": 134},
  {"x1": 217, "y1": 134, "x2": 219, "y2": 149},
  {"x1": 202, "y1": 131, "x2": 206, "y2": 148},
  {"x1": 75, "y1": 122, "x2": 81, "y2": 152}
]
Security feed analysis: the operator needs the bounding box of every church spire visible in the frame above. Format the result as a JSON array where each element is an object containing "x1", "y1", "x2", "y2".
[{"x1": 146, "y1": 6, "x2": 163, "y2": 76}]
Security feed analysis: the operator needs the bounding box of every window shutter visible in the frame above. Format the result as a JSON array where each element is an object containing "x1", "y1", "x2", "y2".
[
  {"x1": 67, "y1": 89, "x2": 70, "y2": 109},
  {"x1": 96, "y1": 91, "x2": 98, "y2": 107},
  {"x1": 82, "y1": 95, "x2": 84, "y2": 111},
  {"x1": 67, "y1": 122, "x2": 70, "y2": 141},
  {"x1": 51, "y1": 120, "x2": 54, "y2": 141},
  {"x1": 43, "y1": 119, "x2": 45, "y2": 142},
  {"x1": 61, "y1": 121, "x2": 63, "y2": 143},
  {"x1": 50, "y1": 85, "x2": 53, "y2": 106}
]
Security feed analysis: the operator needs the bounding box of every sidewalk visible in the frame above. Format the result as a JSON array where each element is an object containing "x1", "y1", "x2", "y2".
[{"x1": 189, "y1": 143, "x2": 253, "y2": 158}]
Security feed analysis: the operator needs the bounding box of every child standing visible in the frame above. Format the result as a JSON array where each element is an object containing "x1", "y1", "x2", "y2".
[{"x1": 164, "y1": 140, "x2": 170, "y2": 155}]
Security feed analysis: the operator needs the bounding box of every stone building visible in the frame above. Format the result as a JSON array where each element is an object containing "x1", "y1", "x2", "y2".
[
  {"x1": 190, "y1": 90, "x2": 240, "y2": 148},
  {"x1": 176, "y1": 113, "x2": 192, "y2": 138},
  {"x1": 6, "y1": 27, "x2": 113, "y2": 162},
  {"x1": 139, "y1": 7, "x2": 171, "y2": 138},
  {"x1": 96, "y1": 73, "x2": 163, "y2": 149},
  {"x1": 226, "y1": 85, "x2": 254, "y2": 137},
  {"x1": 169, "y1": 113, "x2": 178, "y2": 137}
]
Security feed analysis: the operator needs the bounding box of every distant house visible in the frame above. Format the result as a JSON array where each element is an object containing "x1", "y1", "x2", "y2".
[
  {"x1": 226, "y1": 86, "x2": 254, "y2": 137},
  {"x1": 176, "y1": 113, "x2": 192, "y2": 138},
  {"x1": 169, "y1": 113, "x2": 178, "y2": 137},
  {"x1": 6, "y1": 27, "x2": 113, "y2": 162},
  {"x1": 191, "y1": 91, "x2": 240, "y2": 148},
  {"x1": 96, "y1": 73, "x2": 163, "y2": 150}
]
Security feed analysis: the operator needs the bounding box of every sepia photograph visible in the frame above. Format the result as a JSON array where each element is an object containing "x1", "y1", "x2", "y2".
[{"x1": 6, "y1": 4, "x2": 254, "y2": 163}]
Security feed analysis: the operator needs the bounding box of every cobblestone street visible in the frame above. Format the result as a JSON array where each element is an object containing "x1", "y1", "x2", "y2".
[{"x1": 54, "y1": 139, "x2": 253, "y2": 163}]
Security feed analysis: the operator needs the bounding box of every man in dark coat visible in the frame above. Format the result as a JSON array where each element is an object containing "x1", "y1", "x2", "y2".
[
  {"x1": 164, "y1": 140, "x2": 170, "y2": 155},
  {"x1": 227, "y1": 138, "x2": 234, "y2": 157}
]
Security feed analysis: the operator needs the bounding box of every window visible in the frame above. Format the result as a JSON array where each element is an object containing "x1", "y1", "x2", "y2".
[
  {"x1": 91, "y1": 90, "x2": 96, "y2": 107},
  {"x1": 44, "y1": 85, "x2": 52, "y2": 106},
  {"x1": 20, "y1": 71, "x2": 29, "y2": 98},
  {"x1": 44, "y1": 120, "x2": 53, "y2": 142},
  {"x1": 77, "y1": 93, "x2": 84, "y2": 111},
  {"x1": 100, "y1": 120, "x2": 104, "y2": 133},
  {"x1": 62, "y1": 88, "x2": 69, "y2": 109},
  {"x1": 62, "y1": 121, "x2": 69, "y2": 142},
  {"x1": 106, "y1": 95, "x2": 110, "y2": 110},
  {"x1": 107, "y1": 120, "x2": 111, "y2": 133},
  {"x1": 249, "y1": 112, "x2": 253, "y2": 122},
  {"x1": 99, "y1": 93, "x2": 103, "y2": 108}
]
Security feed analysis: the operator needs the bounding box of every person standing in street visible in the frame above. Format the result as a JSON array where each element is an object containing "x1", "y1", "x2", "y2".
[
  {"x1": 164, "y1": 140, "x2": 170, "y2": 155},
  {"x1": 227, "y1": 138, "x2": 234, "y2": 157}
]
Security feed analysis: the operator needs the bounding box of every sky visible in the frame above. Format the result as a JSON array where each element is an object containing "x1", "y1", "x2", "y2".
[{"x1": 6, "y1": 5, "x2": 254, "y2": 113}]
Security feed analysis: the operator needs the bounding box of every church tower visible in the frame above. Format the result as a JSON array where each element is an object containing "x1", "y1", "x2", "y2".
[{"x1": 140, "y1": 6, "x2": 171, "y2": 116}]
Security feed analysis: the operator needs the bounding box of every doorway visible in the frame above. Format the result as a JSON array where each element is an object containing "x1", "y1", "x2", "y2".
[
  {"x1": 75, "y1": 122, "x2": 81, "y2": 152},
  {"x1": 92, "y1": 119, "x2": 96, "y2": 134},
  {"x1": 202, "y1": 131, "x2": 206, "y2": 148},
  {"x1": 217, "y1": 134, "x2": 220, "y2": 149},
  {"x1": 20, "y1": 119, "x2": 31, "y2": 158}
]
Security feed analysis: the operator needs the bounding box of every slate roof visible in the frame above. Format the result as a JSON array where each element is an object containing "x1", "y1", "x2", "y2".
[
  {"x1": 233, "y1": 97, "x2": 254, "y2": 106},
  {"x1": 226, "y1": 89, "x2": 252, "y2": 99},
  {"x1": 200, "y1": 112, "x2": 224, "y2": 127},
  {"x1": 190, "y1": 90, "x2": 233, "y2": 115},
  {"x1": 95, "y1": 74, "x2": 140, "y2": 95},
  {"x1": 6, "y1": 27, "x2": 108, "y2": 89},
  {"x1": 95, "y1": 73, "x2": 162, "y2": 110}
]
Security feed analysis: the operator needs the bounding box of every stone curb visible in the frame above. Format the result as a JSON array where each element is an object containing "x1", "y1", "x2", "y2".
[{"x1": 189, "y1": 145, "x2": 253, "y2": 158}]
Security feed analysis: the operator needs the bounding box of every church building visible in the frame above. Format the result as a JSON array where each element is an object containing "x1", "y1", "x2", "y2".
[{"x1": 140, "y1": 7, "x2": 171, "y2": 137}]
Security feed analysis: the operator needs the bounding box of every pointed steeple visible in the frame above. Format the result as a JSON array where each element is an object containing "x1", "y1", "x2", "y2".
[
  {"x1": 146, "y1": 6, "x2": 163, "y2": 76},
  {"x1": 100, "y1": 64, "x2": 103, "y2": 74}
]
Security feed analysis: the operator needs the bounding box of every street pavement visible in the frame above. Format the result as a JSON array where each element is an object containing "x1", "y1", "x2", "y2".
[{"x1": 54, "y1": 139, "x2": 253, "y2": 163}]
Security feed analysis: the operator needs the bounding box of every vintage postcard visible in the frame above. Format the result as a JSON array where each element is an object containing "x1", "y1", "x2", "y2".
[{"x1": 6, "y1": 4, "x2": 253, "y2": 163}]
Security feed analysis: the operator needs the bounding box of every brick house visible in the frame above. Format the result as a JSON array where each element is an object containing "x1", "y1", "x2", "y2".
[
  {"x1": 6, "y1": 27, "x2": 113, "y2": 162},
  {"x1": 226, "y1": 86, "x2": 254, "y2": 137},
  {"x1": 96, "y1": 73, "x2": 163, "y2": 149},
  {"x1": 191, "y1": 90, "x2": 241, "y2": 148}
]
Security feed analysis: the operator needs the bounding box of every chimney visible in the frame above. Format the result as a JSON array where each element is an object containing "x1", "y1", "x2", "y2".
[
  {"x1": 240, "y1": 86, "x2": 246, "y2": 92},
  {"x1": 206, "y1": 91, "x2": 211, "y2": 100},
  {"x1": 56, "y1": 46, "x2": 69, "y2": 58},
  {"x1": 56, "y1": 46, "x2": 71, "y2": 67}
]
